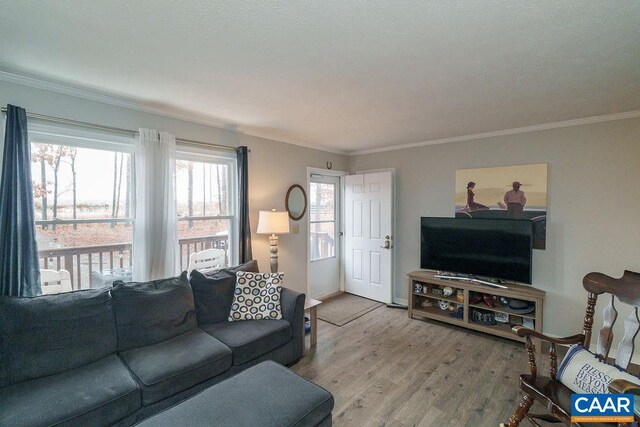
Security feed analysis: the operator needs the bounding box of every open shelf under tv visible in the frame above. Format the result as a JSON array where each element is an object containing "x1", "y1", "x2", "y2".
[{"x1": 407, "y1": 270, "x2": 545, "y2": 344}]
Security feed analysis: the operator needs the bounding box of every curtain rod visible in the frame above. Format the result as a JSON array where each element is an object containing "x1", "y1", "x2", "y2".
[{"x1": 1, "y1": 107, "x2": 242, "y2": 152}]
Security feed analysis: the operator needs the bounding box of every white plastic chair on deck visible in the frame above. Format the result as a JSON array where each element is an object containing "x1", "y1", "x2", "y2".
[
  {"x1": 187, "y1": 249, "x2": 226, "y2": 273},
  {"x1": 40, "y1": 269, "x2": 73, "y2": 295}
]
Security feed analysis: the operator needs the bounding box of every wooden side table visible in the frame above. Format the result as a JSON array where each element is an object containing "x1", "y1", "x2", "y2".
[{"x1": 304, "y1": 298, "x2": 322, "y2": 353}]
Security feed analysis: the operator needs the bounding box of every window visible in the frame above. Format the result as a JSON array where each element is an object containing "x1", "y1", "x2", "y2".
[
  {"x1": 27, "y1": 122, "x2": 239, "y2": 291},
  {"x1": 309, "y1": 179, "x2": 337, "y2": 261},
  {"x1": 175, "y1": 150, "x2": 237, "y2": 270},
  {"x1": 29, "y1": 123, "x2": 135, "y2": 291}
]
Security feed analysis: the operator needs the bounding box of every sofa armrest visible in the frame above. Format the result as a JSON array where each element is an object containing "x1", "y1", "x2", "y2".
[{"x1": 281, "y1": 287, "x2": 306, "y2": 361}]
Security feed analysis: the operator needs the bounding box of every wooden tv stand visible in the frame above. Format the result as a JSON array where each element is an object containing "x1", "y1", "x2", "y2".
[{"x1": 407, "y1": 270, "x2": 545, "y2": 343}]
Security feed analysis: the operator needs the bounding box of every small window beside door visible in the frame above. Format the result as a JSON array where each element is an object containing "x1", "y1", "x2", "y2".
[{"x1": 309, "y1": 181, "x2": 337, "y2": 261}]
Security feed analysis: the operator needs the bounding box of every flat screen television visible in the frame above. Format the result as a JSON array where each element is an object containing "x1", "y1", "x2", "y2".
[{"x1": 420, "y1": 217, "x2": 533, "y2": 284}]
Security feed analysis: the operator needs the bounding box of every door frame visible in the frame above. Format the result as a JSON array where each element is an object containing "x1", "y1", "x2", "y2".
[
  {"x1": 306, "y1": 167, "x2": 349, "y2": 299},
  {"x1": 353, "y1": 168, "x2": 397, "y2": 304}
]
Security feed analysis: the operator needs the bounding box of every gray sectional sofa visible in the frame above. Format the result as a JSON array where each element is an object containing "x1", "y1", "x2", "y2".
[{"x1": 0, "y1": 261, "x2": 310, "y2": 426}]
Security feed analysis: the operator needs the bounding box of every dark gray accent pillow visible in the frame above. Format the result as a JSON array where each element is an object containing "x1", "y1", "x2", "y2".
[
  {"x1": 189, "y1": 260, "x2": 259, "y2": 325},
  {"x1": 0, "y1": 288, "x2": 117, "y2": 388},
  {"x1": 111, "y1": 271, "x2": 197, "y2": 351},
  {"x1": 214, "y1": 260, "x2": 259, "y2": 277}
]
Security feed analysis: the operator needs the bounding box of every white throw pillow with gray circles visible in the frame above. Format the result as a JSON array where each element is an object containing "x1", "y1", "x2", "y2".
[{"x1": 228, "y1": 271, "x2": 283, "y2": 321}]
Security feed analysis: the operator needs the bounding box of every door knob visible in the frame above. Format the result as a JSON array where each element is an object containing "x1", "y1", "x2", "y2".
[{"x1": 380, "y1": 236, "x2": 392, "y2": 249}]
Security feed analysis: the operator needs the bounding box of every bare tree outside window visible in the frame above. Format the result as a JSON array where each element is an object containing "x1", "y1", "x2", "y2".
[
  {"x1": 30, "y1": 140, "x2": 238, "y2": 290},
  {"x1": 175, "y1": 158, "x2": 234, "y2": 268},
  {"x1": 31, "y1": 142, "x2": 134, "y2": 289}
]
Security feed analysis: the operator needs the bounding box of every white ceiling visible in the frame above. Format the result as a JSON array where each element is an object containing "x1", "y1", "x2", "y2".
[{"x1": 1, "y1": 1, "x2": 639, "y2": 154}]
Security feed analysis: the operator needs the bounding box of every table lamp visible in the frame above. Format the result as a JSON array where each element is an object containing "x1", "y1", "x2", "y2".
[{"x1": 257, "y1": 209, "x2": 290, "y2": 273}]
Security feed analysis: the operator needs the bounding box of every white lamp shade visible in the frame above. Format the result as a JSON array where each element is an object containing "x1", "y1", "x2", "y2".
[{"x1": 256, "y1": 210, "x2": 290, "y2": 234}]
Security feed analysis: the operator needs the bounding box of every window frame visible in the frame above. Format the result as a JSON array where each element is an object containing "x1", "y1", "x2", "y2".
[
  {"x1": 309, "y1": 178, "x2": 338, "y2": 262},
  {"x1": 28, "y1": 122, "x2": 136, "y2": 230},
  {"x1": 28, "y1": 122, "x2": 138, "y2": 290},
  {"x1": 27, "y1": 121, "x2": 241, "y2": 272},
  {"x1": 175, "y1": 147, "x2": 239, "y2": 267}
]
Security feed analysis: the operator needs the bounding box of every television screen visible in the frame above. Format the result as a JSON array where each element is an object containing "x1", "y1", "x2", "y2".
[{"x1": 420, "y1": 217, "x2": 533, "y2": 284}]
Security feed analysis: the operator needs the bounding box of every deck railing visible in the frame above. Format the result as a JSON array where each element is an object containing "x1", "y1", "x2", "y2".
[
  {"x1": 38, "y1": 235, "x2": 228, "y2": 290},
  {"x1": 310, "y1": 232, "x2": 335, "y2": 261}
]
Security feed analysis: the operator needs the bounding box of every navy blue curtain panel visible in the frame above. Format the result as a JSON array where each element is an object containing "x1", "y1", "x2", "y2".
[
  {"x1": 0, "y1": 105, "x2": 41, "y2": 296},
  {"x1": 236, "y1": 146, "x2": 252, "y2": 263}
]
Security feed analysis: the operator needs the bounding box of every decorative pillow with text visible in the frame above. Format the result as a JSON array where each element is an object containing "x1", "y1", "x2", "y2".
[
  {"x1": 556, "y1": 344, "x2": 640, "y2": 394},
  {"x1": 228, "y1": 271, "x2": 283, "y2": 321}
]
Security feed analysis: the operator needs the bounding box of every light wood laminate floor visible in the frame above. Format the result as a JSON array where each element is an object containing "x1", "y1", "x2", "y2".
[{"x1": 291, "y1": 304, "x2": 551, "y2": 427}]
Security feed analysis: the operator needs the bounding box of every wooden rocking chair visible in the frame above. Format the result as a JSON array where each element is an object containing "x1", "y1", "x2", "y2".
[{"x1": 504, "y1": 270, "x2": 640, "y2": 427}]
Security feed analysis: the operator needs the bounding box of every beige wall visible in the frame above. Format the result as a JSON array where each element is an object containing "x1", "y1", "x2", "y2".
[
  {"x1": 349, "y1": 118, "x2": 640, "y2": 340},
  {"x1": 5, "y1": 78, "x2": 640, "y2": 343},
  {"x1": 0, "y1": 80, "x2": 347, "y2": 295},
  {"x1": 245, "y1": 140, "x2": 346, "y2": 294}
]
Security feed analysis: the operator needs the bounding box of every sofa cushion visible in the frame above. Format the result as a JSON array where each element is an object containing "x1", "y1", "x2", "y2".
[
  {"x1": 0, "y1": 355, "x2": 140, "y2": 427},
  {"x1": 120, "y1": 328, "x2": 232, "y2": 405},
  {"x1": 0, "y1": 288, "x2": 117, "y2": 388},
  {"x1": 111, "y1": 271, "x2": 197, "y2": 351},
  {"x1": 228, "y1": 272, "x2": 283, "y2": 321},
  {"x1": 136, "y1": 360, "x2": 334, "y2": 427},
  {"x1": 202, "y1": 319, "x2": 291, "y2": 365},
  {"x1": 190, "y1": 260, "x2": 260, "y2": 324}
]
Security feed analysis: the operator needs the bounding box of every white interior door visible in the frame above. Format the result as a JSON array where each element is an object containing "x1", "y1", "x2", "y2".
[
  {"x1": 345, "y1": 171, "x2": 393, "y2": 303},
  {"x1": 309, "y1": 175, "x2": 341, "y2": 299}
]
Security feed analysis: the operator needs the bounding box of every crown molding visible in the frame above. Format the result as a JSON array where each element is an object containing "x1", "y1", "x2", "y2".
[
  {"x1": 347, "y1": 110, "x2": 640, "y2": 156},
  {"x1": 0, "y1": 70, "x2": 347, "y2": 155},
  {"x1": 4, "y1": 70, "x2": 638, "y2": 158}
]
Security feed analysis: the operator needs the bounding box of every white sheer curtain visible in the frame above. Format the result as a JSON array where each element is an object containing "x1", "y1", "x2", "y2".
[{"x1": 132, "y1": 128, "x2": 179, "y2": 281}]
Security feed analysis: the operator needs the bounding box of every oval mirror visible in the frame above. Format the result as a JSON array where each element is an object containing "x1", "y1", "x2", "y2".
[{"x1": 285, "y1": 184, "x2": 307, "y2": 221}]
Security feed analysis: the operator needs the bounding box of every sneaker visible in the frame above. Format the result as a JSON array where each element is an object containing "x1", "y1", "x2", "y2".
[{"x1": 304, "y1": 316, "x2": 311, "y2": 334}]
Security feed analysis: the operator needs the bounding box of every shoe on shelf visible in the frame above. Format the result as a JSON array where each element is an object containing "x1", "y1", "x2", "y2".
[
  {"x1": 483, "y1": 294, "x2": 496, "y2": 308},
  {"x1": 469, "y1": 293, "x2": 482, "y2": 305}
]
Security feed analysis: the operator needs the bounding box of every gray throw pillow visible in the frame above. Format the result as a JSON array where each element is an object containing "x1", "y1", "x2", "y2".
[
  {"x1": 189, "y1": 260, "x2": 259, "y2": 324},
  {"x1": 111, "y1": 271, "x2": 196, "y2": 351}
]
